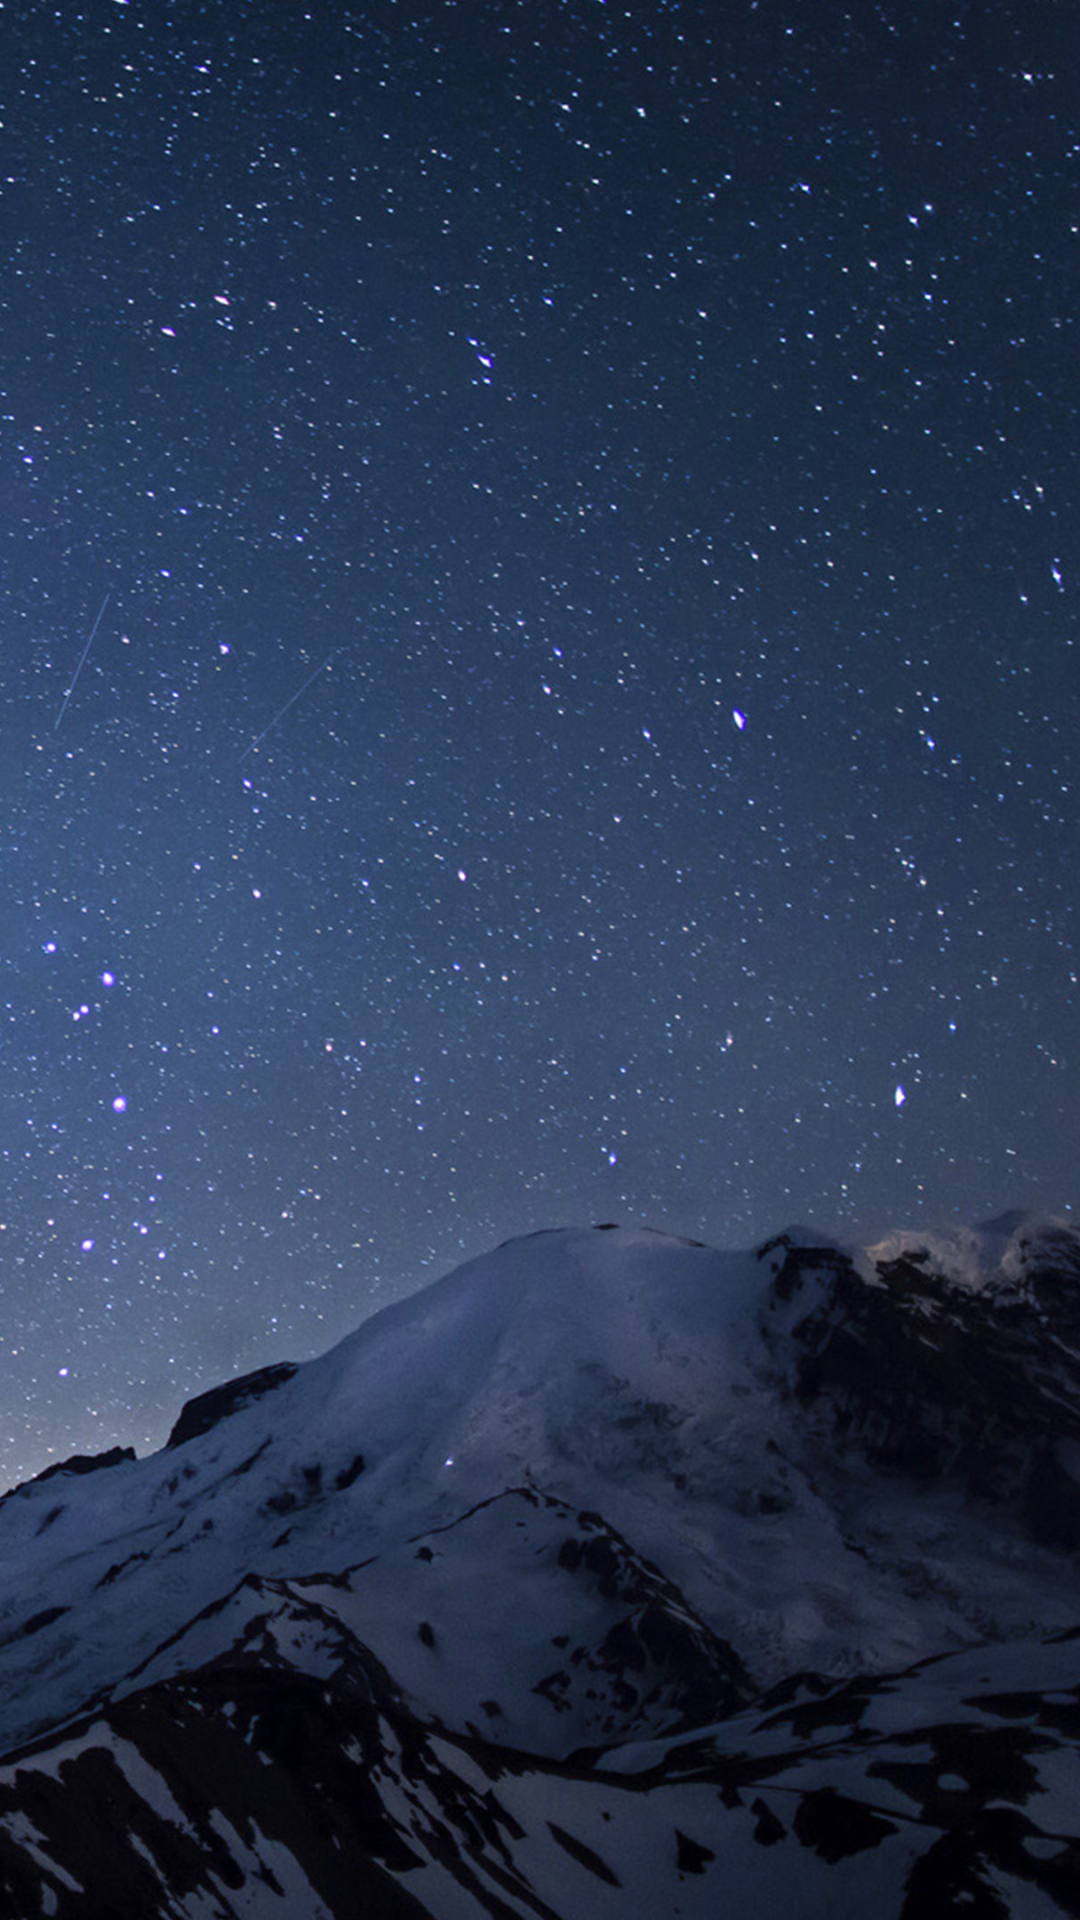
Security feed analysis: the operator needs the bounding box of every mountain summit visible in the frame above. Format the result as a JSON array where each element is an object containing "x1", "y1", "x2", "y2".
[{"x1": 0, "y1": 1215, "x2": 1077, "y2": 1916}]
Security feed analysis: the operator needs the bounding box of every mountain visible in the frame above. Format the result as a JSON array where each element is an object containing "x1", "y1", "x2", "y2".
[{"x1": 0, "y1": 1214, "x2": 1077, "y2": 1916}]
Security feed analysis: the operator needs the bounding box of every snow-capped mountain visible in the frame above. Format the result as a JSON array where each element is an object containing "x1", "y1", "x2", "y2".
[{"x1": 0, "y1": 1214, "x2": 1077, "y2": 1916}]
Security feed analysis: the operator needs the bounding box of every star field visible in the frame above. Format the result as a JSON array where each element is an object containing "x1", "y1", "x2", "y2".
[{"x1": 0, "y1": 1, "x2": 1076, "y2": 1485}]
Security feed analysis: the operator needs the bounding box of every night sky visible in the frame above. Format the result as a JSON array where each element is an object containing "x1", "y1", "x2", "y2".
[{"x1": 1, "y1": 1, "x2": 1076, "y2": 1487}]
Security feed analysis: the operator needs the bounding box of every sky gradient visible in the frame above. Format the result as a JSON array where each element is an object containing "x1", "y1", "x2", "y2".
[{"x1": 1, "y1": 0, "x2": 1076, "y2": 1486}]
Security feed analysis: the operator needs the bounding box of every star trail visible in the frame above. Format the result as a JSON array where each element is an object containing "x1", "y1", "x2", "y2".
[{"x1": 0, "y1": 1, "x2": 1075, "y2": 1485}]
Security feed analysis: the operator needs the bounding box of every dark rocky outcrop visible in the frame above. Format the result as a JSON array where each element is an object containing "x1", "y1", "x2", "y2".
[
  {"x1": 0, "y1": 1446, "x2": 136, "y2": 1510},
  {"x1": 166, "y1": 1363, "x2": 299, "y2": 1449},
  {"x1": 757, "y1": 1221, "x2": 1080, "y2": 1545}
]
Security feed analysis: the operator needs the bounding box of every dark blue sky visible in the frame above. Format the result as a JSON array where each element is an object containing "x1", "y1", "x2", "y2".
[{"x1": 1, "y1": 0, "x2": 1075, "y2": 1485}]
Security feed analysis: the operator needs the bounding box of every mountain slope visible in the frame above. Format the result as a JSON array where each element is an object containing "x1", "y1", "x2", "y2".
[
  {"x1": 0, "y1": 1610, "x2": 1077, "y2": 1918},
  {"x1": 0, "y1": 1214, "x2": 1076, "y2": 1915}
]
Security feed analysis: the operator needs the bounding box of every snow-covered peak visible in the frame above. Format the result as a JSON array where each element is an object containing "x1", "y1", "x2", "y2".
[
  {"x1": 0, "y1": 1216, "x2": 1076, "y2": 1915},
  {"x1": 858, "y1": 1209, "x2": 1078, "y2": 1295},
  {"x1": 0, "y1": 1218, "x2": 1076, "y2": 1766}
]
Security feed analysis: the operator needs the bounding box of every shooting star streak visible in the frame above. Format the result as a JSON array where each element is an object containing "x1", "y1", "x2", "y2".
[
  {"x1": 239, "y1": 653, "x2": 333, "y2": 762},
  {"x1": 53, "y1": 593, "x2": 111, "y2": 731}
]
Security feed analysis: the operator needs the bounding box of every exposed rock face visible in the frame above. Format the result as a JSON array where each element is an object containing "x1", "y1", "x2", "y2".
[
  {"x1": 0, "y1": 1446, "x2": 136, "y2": 1510},
  {"x1": 166, "y1": 1361, "x2": 300, "y2": 1448},
  {"x1": 758, "y1": 1218, "x2": 1080, "y2": 1546}
]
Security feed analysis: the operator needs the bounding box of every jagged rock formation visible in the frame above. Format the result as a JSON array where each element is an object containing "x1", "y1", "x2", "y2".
[
  {"x1": 165, "y1": 1360, "x2": 301, "y2": 1449},
  {"x1": 759, "y1": 1216, "x2": 1080, "y2": 1544}
]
